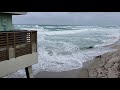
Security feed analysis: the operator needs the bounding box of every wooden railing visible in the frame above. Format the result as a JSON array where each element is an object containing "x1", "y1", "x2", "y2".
[{"x1": 0, "y1": 30, "x2": 37, "y2": 62}]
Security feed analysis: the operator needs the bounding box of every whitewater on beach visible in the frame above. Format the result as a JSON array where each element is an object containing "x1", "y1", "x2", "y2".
[{"x1": 4, "y1": 25, "x2": 120, "y2": 78}]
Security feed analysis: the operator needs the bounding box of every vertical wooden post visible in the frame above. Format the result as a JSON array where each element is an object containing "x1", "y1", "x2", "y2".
[
  {"x1": 36, "y1": 31, "x2": 37, "y2": 52},
  {"x1": 25, "y1": 66, "x2": 34, "y2": 78},
  {"x1": 14, "y1": 32, "x2": 16, "y2": 58},
  {"x1": 30, "y1": 31, "x2": 32, "y2": 54},
  {"x1": 6, "y1": 33, "x2": 9, "y2": 60}
]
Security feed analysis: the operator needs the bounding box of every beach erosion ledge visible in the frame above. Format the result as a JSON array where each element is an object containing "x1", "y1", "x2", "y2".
[{"x1": 80, "y1": 38, "x2": 120, "y2": 78}]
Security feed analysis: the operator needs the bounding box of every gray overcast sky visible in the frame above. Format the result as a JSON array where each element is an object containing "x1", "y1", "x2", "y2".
[{"x1": 12, "y1": 12, "x2": 120, "y2": 26}]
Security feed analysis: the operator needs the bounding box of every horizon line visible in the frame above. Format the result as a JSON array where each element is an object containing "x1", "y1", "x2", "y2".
[{"x1": 13, "y1": 24, "x2": 120, "y2": 26}]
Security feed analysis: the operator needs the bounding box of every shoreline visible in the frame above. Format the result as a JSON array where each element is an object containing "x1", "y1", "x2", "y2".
[
  {"x1": 81, "y1": 37, "x2": 120, "y2": 78},
  {"x1": 35, "y1": 37, "x2": 120, "y2": 78}
]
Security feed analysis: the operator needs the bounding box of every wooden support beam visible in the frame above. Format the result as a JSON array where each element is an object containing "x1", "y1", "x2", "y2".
[{"x1": 25, "y1": 66, "x2": 34, "y2": 78}]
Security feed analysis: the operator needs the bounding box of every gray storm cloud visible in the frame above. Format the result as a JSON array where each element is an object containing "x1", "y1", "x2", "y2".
[{"x1": 13, "y1": 12, "x2": 120, "y2": 26}]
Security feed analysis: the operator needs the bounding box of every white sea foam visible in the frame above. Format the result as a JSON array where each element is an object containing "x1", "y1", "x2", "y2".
[
  {"x1": 31, "y1": 46, "x2": 114, "y2": 74},
  {"x1": 95, "y1": 34, "x2": 120, "y2": 47},
  {"x1": 40, "y1": 29, "x2": 89, "y2": 35}
]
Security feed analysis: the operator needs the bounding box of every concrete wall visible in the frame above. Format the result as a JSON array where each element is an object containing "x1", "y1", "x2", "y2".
[
  {"x1": 0, "y1": 52, "x2": 38, "y2": 77},
  {"x1": 0, "y1": 39, "x2": 38, "y2": 77},
  {"x1": 0, "y1": 13, "x2": 13, "y2": 31}
]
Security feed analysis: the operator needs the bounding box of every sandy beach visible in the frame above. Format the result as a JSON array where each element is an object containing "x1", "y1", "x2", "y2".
[{"x1": 35, "y1": 38, "x2": 120, "y2": 78}]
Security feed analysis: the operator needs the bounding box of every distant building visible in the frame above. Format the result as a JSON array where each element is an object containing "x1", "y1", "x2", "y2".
[{"x1": 0, "y1": 12, "x2": 27, "y2": 31}]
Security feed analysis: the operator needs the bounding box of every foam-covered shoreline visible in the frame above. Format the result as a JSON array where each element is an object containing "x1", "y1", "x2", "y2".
[{"x1": 34, "y1": 38, "x2": 120, "y2": 78}]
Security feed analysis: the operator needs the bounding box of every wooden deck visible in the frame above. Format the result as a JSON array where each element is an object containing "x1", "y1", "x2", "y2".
[{"x1": 0, "y1": 30, "x2": 37, "y2": 62}]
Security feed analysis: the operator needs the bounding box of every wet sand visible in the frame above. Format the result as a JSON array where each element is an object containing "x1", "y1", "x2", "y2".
[{"x1": 35, "y1": 68, "x2": 89, "y2": 78}]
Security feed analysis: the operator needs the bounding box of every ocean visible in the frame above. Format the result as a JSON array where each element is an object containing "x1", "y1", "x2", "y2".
[{"x1": 4, "y1": 25, "x2": 120, "y2": 78}]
